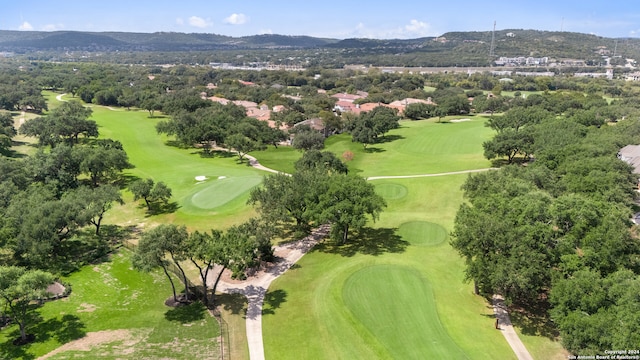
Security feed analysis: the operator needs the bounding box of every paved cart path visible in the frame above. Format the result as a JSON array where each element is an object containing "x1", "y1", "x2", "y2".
[{"x1": 493, "y1": 295, "x2": 535, "y2": 360}]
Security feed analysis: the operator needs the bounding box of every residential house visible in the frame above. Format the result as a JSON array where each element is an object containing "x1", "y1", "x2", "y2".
[{"x1": 618, "y1": 145, "x2": 640, "y2": 187}]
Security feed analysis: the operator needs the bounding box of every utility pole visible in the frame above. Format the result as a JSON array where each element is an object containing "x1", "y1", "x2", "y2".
[{"x1": 489, "y1": 21, "x2": 496, "y2": 57}]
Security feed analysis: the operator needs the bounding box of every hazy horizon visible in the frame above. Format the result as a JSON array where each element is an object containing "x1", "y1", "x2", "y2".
[{"x1": 3, "y1": 1, "x2": 639, "y2": 40}]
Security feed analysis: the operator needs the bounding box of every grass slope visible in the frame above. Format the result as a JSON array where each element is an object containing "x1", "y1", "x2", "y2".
[
  {"x1": 261, "y1": 116, "x2": 564, "y2": 359},
  {"x1": 325, "y1": 117, "x2": 493, "y2": 177},
  {"x1": 343, "y1": 265, "x2": 468, "y2": 359},
  {"x1": 0, "y1": 250, "x2": 220, "y2": 359},
  {"x1": 263, "y1": 175, "x2": 515, "y2": 359},
  {"x1": 86, "y1": 104, "x2": 262, "y2": 230}
]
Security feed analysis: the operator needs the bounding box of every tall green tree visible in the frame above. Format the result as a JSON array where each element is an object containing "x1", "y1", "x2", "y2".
[
  {"x1": 20, "y1": 101, "x2": 97, "y2": 146},
  {"x1": 66, "y1": 185, "x2": 124, "y2": 235},
  {"x1": 79, "y1": 141, "x2": 131, "y2": 186},
  {"x1": 132, "y1": 224, "x2": 190, "y2": 303},
  {"x1": 316, "y1": 174, "x2": 386, "y2": 244},
  {"x1": 0, "y1": 266, "x2": 55, "y2": 343},
  {"x1": 294, "y1": 150, "x2": 348, "y2": 174},
  {"x1": 129, "y1": 178, "x2": 172, "y2": 211},
  {"x1": 0, "y1": 112, "x2": 16, "y2": 155},
  {"x1": 291, "y1": 129, "x2": 325, "y2": 151}
]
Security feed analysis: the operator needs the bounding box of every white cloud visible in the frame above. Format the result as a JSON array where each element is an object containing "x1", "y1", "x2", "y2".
[
  {"x1": 349, "y1": 19, "x2": 434, "y2": 39},
  {"x1": 224, "y1": 13, "x2": 248, "y2": 25},
  {"x1": 259, "y1": 29, "x2": 273, "y2": 35},
  {"x1": 405, "y1": 19, "x2": 429, "y2": 34},
  {"x1": 176, "y1": 17, "x2": 184, "y2": 25},
  {"x1": 42, "y1": 23, "x2": 64, "y2": 31},
  {"x1": 188, "y1": 16, "x2": 212, "y2": 29},
  {"x1": 18, "y1": 21, "x2": 33, "y2": 31}
]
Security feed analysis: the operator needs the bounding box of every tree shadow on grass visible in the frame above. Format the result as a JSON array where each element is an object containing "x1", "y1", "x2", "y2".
[
  {"x1": 262, "y1": 289, "x2": 287, "y2": 316},
  {"x1": 145, "y1": 201, "x2": 180, "y2": 216},
  {"x1": 0, "y1": 335, "x2": 35, "y2": 360},
  {"x1": 508, "y1": 301, "x2": 560, "y2": 340},
  {"x1": 0, "y1": 313, "x2": 86, "y2": 359},
  {"x1": 54, "y1": 233, "x2": 114, "y2": 275},
  {"x1": 376, "y1": 134, "x2": 405, "y2": 144},
  {"x1": 164, "y1": 140, "x2": 189, "y2": 149},
  {"x1": 316, "y1": 227, "x2": 408, "y2": 257},
  {"x1": 363, "y1": 146, "x2": 385, "y2": 153},
  {"x1": 164, "y1": 302, "x2": 207, "y2": 324},
  {"x1": 98, "y1": 224, "x2": 137, "y2": 246},
  {"x1": 114, "y1": 173, "x2": 140, "y2": 190},
  {"x1": 216, "y1": 293, "x2": 248, "y2": 316},
  {"x1": 196, "y1": 149, "x2": 236, "y2": 159}
]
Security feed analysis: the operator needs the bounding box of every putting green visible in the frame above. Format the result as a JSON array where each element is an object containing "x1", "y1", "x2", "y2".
[
  {"x1": 343, "y1": 265, "x2": 468, "y2": 359},
  {"x1": 184, "y1": 175, "x2": 263, "y2": 210},
  {"x1": 375, "y1": 182, "x2": 409, "y2": 200},
  {"x1": 398, "y1": 221, "x2": 448, "y2": 246}
]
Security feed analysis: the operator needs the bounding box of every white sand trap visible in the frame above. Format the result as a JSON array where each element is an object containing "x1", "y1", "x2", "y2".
[
  {"x1": 450, "y1": 118, "x2": 471, "y2": 123},
  {"x1": 218, "y1": 176, "x2": 227, "y2": 180},
  {"x1": 195, "y1": 176, "x2": 207, "y2": 181}
]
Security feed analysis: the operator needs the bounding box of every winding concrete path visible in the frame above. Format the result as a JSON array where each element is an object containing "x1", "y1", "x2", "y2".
[
  {"x1": 208, "y1": 225, "x2": 330, "y2": 360},
  {"x1": 217, "y1": 160, "x2": 525, "y2": 360},
  {"x1": 493, "y1": 295, "x2": 534, "y2": 360},
  {"x1": 52, "y1": 94, "x2": 525, "y2": 359},
  {"x1": 366, "y1": 168, "x2": 497, "y2": 180}
]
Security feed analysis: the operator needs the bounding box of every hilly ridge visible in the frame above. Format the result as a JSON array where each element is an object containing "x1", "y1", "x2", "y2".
[{"x1": 1, "y1": 29, "x2": 639, "y2": 68}]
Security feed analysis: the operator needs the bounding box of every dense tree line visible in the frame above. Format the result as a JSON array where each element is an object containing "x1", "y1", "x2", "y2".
[
  {"x1": 0, "y1": 99, "x2": 132, "y2": 344},
  {"x1": 451, "y1": 91, "x2": 640, "y2": 355}
]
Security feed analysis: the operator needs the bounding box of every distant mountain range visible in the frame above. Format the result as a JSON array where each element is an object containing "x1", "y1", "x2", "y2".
[
  {"x1": 2, "y1": 29, "x2": 639, "y2": 67},
  {"x1": 0, "y1": 30, "x2": 340, "y2": 51}
]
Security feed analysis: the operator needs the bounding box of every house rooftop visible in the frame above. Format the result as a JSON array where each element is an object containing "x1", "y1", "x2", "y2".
[{"x1": 619, "y1": 145, "x2": 640, "y2": 173}]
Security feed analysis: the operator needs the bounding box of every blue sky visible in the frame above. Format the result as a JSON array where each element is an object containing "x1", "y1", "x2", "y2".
[{"x1": 2, "y1": 1, "x2": 639, "y2": 39}]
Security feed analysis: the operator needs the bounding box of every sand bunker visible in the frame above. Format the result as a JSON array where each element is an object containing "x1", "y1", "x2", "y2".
[
  {"x1": 195, "y1": 176, "x2": 207, "y2": 181},
  {"x1": 450, "y1": 118, "x2": 471, "y2": 123}
]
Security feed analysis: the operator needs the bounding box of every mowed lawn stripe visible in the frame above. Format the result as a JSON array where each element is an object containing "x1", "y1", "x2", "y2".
[
  {"x1": 324, "y1": 118, "x2": 494, "y2": 177},
  {"x1": 343, "y1": 265, "x2": 468, "y2": 359}
]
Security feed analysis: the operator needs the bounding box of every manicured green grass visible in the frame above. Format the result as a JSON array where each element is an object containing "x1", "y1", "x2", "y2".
[
  {"x1": 324, "y1": 118, "x2": 493, "y2": 177},
  {"x1": 373, "y1": 182, "x2": 409, "y2": 200},
  {"x1": 262, "y1": 115, "x2": 565, "y2": 358},
  {"x1": 397, "y1": 221, "x2": 447, "y2": 246},
  {"x1": 343, "y1": 265, "x2": 467, "y2": 359},
  {"x1": 250, "y1": 146, "x2": 300, "y2": 174},
  {"x1": 28, "y1": 93, "x2": 565, "y2": 359},
  {"x1": 263, "y1": 176, "x2": 516, "y2": 360},
  {"x1": 0, "y1": 250, "x2": 220, "y2": 360},
  {"x1": 86, "y1": 105, "x2": 263, "y2": 231}
]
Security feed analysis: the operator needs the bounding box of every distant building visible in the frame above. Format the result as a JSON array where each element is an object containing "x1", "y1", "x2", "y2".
[
  {"x1": 574, "y1": 69, "x2": 613, "y2": 80},
  {"x1": 514, "y1": 71, "x2": 555, "y2": 77},
  {"x1": 626, "y1": 72, "x2": 640, "y2": 81},
  {"x1": 495, "y1": 56, "x2": 548, "y2": 66}
]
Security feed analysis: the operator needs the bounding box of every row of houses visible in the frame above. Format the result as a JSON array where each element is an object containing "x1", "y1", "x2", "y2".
[
  {"x1": 330, "y1": 91, "x2": 435, "y2": 115},
  {"x1": 200, "y1": 84, "x2": 435, "y2": 133},
  {"x1": 495, "y1": 57, "x2": 549, "y2": 66}
]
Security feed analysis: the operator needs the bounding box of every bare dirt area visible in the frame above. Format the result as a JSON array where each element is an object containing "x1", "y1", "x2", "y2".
[{"x1": 37, "y1": 329, "x2": 134, "y2": 360}]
